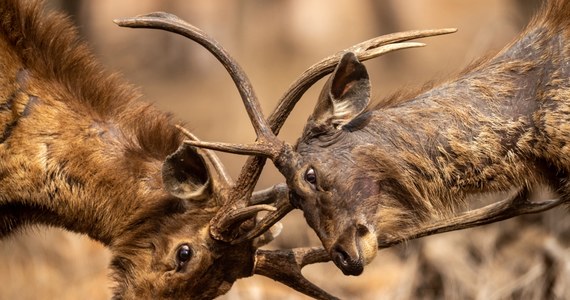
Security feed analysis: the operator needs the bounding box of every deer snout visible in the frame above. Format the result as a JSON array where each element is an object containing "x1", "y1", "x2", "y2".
[
  {"x1": 330, "y1": 224, "x2": 378, "y2": 276},
  {"x1": 332, "y1": 243, "x2": 364, "y2": 275}
]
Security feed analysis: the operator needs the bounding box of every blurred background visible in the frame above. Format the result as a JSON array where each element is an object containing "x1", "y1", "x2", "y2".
[{"x1": 1, "y1": 0, "x2": 569, "y2": 299}]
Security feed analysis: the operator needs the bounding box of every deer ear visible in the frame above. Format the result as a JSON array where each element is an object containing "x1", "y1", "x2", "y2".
[
  {"x1": 311, "y1": 52, "x2": 370, "y2": 128},
  {"x1": 162, "y1": 144, "x2": 211, "y2": 201}
]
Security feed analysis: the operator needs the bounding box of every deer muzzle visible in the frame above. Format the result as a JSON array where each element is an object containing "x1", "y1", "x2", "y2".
[{"x1": 330, "y1": 224, "x2": 378, "y2": 275}]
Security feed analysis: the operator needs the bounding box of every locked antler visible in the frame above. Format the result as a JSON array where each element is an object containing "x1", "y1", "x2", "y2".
[
  {"x1": 114, "y1": 12, "x2": 454, "y2": 244},
  {"x1": 114, "y1": 12, "x2": 331, "y2": 299},
  {"x1": 115, "y1": 9, "x2": 570, "y2": 299},
  {"x1": 116, "y1": 12, "x2": 530, "y2": 299},
  {"x1": 161, "y1": 17, "x2": 456, "y2": 241}
]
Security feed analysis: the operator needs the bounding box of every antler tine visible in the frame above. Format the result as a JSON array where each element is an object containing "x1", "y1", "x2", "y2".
[
  {"x1": 114, "y1": 12, "x2": 274, "y2": 142},
  {"x1": 254, "y1": 247, "x2": 339, "y2": 300},
  {"x1": 346, "y1": 28, "x2": 457, "y2": 53},
  {"x1": 182, "y1": 139, "x2": 279, "y2": 159}
]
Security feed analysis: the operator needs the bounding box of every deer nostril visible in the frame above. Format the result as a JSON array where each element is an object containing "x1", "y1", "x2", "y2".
[
  {"x1": 332, "y1": 245, "x2": 349, "y2": 266},
  {"x1": 356, "y1": 224, "x2": 370, "y2": 237}
]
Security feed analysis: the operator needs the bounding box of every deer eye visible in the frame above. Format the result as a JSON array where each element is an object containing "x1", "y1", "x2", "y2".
[
  {"x1": 176, "y1": 244, "x2": 193, "y2": 269},
  {"x1": 304, "y1": 168, "x2": 317, "y2": 186}
]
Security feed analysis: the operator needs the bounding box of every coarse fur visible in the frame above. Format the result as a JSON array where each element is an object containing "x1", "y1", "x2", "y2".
[
  {"x1": 0, "y1": 1, "x2": 259, "y2": 299},
  {"x1": 0, "y1": 0, "x2": 183, "y2": 243},
  {"x1": 287, "y1": 0, "x2": 570, "y2": 275}
]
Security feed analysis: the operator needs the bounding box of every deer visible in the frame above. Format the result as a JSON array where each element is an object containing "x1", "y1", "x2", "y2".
[
  {"x1": 0, "y1": 1, "x2": 357, "y2": 299},
  {"x1": 184, "y1": 0, "x2": 570, "y2": 277}
]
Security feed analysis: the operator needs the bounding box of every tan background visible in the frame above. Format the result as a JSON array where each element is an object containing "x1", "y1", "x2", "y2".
[{"x1": 1, "y1": 1, "x2": 568, "y2": 299}]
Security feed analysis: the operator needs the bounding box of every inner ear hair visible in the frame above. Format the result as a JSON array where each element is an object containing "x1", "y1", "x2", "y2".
[{"x1": 328, "y1": 53, "x2": 371, "y2": 128}]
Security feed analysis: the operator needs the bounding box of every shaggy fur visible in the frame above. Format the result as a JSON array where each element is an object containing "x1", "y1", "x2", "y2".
[{"x1": 0, "y1": 0, "x2": 183, "y2": 243}]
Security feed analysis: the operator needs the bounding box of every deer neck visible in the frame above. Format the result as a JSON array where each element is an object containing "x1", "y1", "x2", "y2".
[
  {"x1": 360, "y1": 25, "x2": 567, "y2": 216},
  {"x1": 0, "y1": 73, "x2": 182, "y2": 245},
  {"x1": 0, "y1": 1, "x2": 187, "y2": 246}
]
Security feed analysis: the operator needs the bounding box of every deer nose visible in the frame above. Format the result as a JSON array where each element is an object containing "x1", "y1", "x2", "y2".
[
  {"x1": 331, "y1": 243, "x2": 364, "y2": 275},
  {"x1": 330, "y1": 225, "x2": 366, "y2": 276}
]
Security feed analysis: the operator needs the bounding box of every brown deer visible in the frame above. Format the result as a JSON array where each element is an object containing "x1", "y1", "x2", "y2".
[
  {"x1": 0, "y1": 1, "x2": 345, "y2": 299},
  {"x1": 184, "y1": 0, "x2": 570, "y2": 276}
]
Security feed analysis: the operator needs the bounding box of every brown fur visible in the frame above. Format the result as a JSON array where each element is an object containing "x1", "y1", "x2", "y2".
[
  {"x1": 287, "y1": 0, "x2": 570, "y2": 275},
  {"x1": 0, "y1": 0, "x2": 183, "y2": 244},
  {"x1": 0, "y1": 1, "x2": 258, "y2": 299}
]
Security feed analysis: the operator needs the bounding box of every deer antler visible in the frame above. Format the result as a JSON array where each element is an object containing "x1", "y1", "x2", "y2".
[
  {"x1": 169, "y1": 28, "x2": 457, "y2": 244},
  {"x1": 253, "y1": 247, "x2": 336, "y2": 300},
  {"x1": 115, "y1": 12, "x2": 279, "y2": 240},
  {"x1": 176, "y1": 28, "x2": 457, "y2": 237},
  {"x1": 115, "y1": 12, "x2": 337, "y2": 299},
  {"x1": 173, "y1": 26, "x2": 456, "y2": 243}
]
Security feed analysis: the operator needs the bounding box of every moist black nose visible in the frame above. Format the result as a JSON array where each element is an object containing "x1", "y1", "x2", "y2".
[{"x1": 332, "y1": 244, "x2": 364, "y2": 276}]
